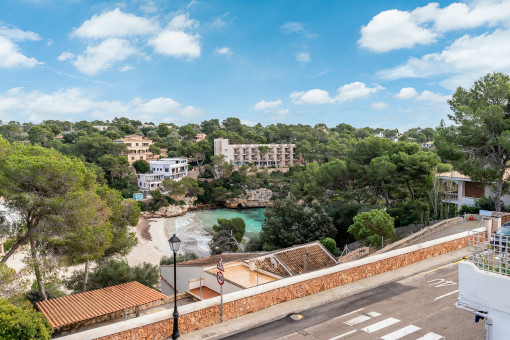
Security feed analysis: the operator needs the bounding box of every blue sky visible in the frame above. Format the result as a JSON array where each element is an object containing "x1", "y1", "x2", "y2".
[{"x1": 1, "y1": 0, "x2": 510, "y2": 130}]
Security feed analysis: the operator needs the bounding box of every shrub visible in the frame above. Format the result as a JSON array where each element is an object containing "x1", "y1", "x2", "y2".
[
  {"x1": 320, "y1": 237, "x2": 337, "y2": 255},
  {"x1": 0, "y1": 298, "x2": 52, "y2": 340},
  {"x1": 133, "y1": 159, "x2": 150, "y2": 174},
  {"x1": 160, "y1": 252, "x2": 198, "y2": 265},
  {"x1": 136, "y1": 201, "x2": 147, "y2": 211}
]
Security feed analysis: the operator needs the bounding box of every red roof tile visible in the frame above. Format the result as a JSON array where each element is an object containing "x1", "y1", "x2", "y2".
[{"x1": 36, "y1": 281, "x2": 166, "y2": 330}]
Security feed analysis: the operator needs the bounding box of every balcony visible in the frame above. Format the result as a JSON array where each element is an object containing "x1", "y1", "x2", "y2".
[{"x1": 443, "y1": 191, "x2": 458, "y2": 202}]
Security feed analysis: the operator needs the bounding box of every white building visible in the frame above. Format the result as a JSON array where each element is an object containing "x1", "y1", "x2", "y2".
[
  {"x1": 436, "y1": 171, "x2": 510, "y2": 209},
  {"x1": 214, "y1": 138, "x2": 296, "y2": 167},
  {"x1": 457, "y1": 231, "x2": 510, "y2": 339},
  {"x1": 93, "y1": 125, "x2": 109, "y2": 131},
  {"x1": 136, "y1": 158, "x2": 188, "y2": 192}
]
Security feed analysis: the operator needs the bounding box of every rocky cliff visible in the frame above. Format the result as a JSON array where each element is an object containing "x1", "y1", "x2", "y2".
[
  {"x1": 140, "y1": 197, "x2": 197, "y2": 218},
  {"x1": 224, "y1": 188, "x2": 273, "y2": 208}
]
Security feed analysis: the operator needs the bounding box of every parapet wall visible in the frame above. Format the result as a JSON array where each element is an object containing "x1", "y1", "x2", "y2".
[{"x1": 62, "y1": 228, "x2": 485, "y2": 340}]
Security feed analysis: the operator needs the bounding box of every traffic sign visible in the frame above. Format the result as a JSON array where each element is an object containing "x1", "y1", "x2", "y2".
[
  {"x1": 217, "y1": 271, "x2": 224, "y2": 285},
  {"x1": 217, "y1": 257, "x2": 224, "y2": 272}
]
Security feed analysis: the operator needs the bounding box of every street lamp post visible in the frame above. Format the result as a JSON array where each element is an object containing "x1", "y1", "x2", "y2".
[{"x1": 169, "y1": 234, "x2": 181, "y2": 340}]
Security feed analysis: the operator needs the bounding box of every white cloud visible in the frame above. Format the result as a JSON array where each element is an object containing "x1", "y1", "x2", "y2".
[
  {"x1": 211, "y1": 18, "x2": 227, "y2": 28},
  {"x1": 416, "y1": 90, "x2": 449, "y2": 103},
  {"x1": 119, "y1": 65, "x2": 134, "y2": 72},
  {"x1": 290, "y1": 82, "x2": 381, "y2": 105},
  {"x1": 150, "y1": 30, "x2": 200, "y2": 59},
  {"x1": 295, "y1": 52, "x2": 310, "y2": 63},
  {"x1": 290, "y1": 89, "x2": 334, "y2": 105},
  {"x1": 72, "y1": 8, "x2": 158, "y2": 39},
  {"x1": 167, "y1": 13, "x2": 199, "y2": 30},
  {"x1": 379, "y1": 29, "x2": 510, "y2": 88},
  {"x1": 0, "y1": 36, "x2": 41, "y2": 68},
  {"x1": 215, "y1": 46, "x2": 232, "y2": 56},
  {"x1": 336, "y1": 82, "x2": 381, "y2": 102},
  {"x1": 395, "y1": 87, "x2": 418, "y2": 99},
  {"x1": 0, "y1": 25, "x2": 40, "y2": 41},
  {"x1": 57, "y1": 51, "x2": 75, "y2": 61},
  {"x1": 370, "y1": 102, "x2": 388, "y2": 110},
  {"x1": 254, "y1": 99, "x2": 282, "y2": 110},
  {"x1": 280, "y1": 21, "x2": 317, "y2": 38},
  {"x1": 72, "y1": 38, "x2": 138, "y2": 75},
  {"x1": 359, "y1": 9, "x2": 438, "y2": 53},
  {"x1": 241, "y1": 120, "x2": 256, "y2": 127},
  {"x1": 360, "y1": 1, "x2": 510, "y2": 53},
  {"x1": 140, "y1": 0, "x2": 158, "y2": 14},
  {"x1": 0, "y1": 87, "x2": 202, "y2": 122}
]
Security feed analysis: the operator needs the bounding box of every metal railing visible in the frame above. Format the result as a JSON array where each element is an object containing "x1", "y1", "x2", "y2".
[{"x1": 468, "y1": 231, "x2": 510, "y2": 277}]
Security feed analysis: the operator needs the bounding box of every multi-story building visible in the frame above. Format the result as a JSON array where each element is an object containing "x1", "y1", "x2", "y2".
[
  {"x1": 180, "y1": 133, "x2": 207, "y2": 143},
  {"x1": 214, "y1": 138, "x2": 296, "y2": 167},
  {"x1": 113, "y1": 134, "x2": 154, "y2": 165},
  {"x1": 136, "y1": 158, "x2": 188, "y2": 192}
]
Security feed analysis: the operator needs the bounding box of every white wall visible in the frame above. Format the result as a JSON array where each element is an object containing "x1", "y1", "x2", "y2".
[
  {"x1": 458, "y1": 261, "x2": 510, "y2": 340},
  {"x1": 203, "y1": 271, "x2": 242, "y2": 294},
  {"x1": 160, "y1": 266, "x2": 204, "y2": 294}
]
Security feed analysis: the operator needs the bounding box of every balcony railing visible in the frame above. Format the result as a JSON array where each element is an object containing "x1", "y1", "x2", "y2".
[
  {"x1": 443, "y1": 191, "x2": 458, "y2": 202},
  {"x1": 468, "y1": 231, "x2": 510, "y2": 277}
]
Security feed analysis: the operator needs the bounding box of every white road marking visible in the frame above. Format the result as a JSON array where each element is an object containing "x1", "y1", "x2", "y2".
[
  {"x1": 328, "y1": 330, "x2": 357, "y2": 340},
  {"x1": 333, "y1": 307, "x2": 365, "y2": 320},
  {"x1": 434, "y1": 289, "x2": 459, "y2": 301},
  {"x1": 380, "y1": 325, "x2": 421, "y2": 339},
  {"x1": 361, "y1": 317, "x2": 400, "y2": 333},
  {"x1": 344, "y1": 315, "x2": 371, "y2": 326},
  {"x1": 367, "y1": 311, "x2": 381, "y2": 317},
  {"x1": 416, "y1": 332, "x2": 445, "y2": 340}
]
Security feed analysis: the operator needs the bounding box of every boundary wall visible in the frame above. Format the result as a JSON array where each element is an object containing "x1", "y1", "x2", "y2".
[{"x1": 59, "y1": 227, "x2": 485, "y2": 340}]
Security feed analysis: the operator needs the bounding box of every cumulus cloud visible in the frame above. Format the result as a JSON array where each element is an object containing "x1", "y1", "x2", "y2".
[
  {"x1": 0, "y1": 87, "x2": 202, "y2": 122},
  {"x1": 395, "y1": 87, "x2": 418, "y2": 99},
  {"x1": 72, "y1": 38, "x2": 138, "y2": 75},
  {"x1": 359, "y1": 1, "x2": 510, "y2": 53},
  {"x1": 150, "y1": 30, "x2": 200, "y2": 59},
  {"x1": 416, "y1": 90, "x2": 449, "y2": 102},
  {"x1": 0, "y1": 25, "x2": 40, "y2": 41},
  {"x1": 295, "y1": 52, "x2": 311, "y2": 63},
  {"x1": 379, "y1": 29, "x2": 510, "y2": 88},
  {"x1": 254, "y1": 99, "x2": 282, "y2": 110},
  {"x1": 370, "y1": 102, "x2": 388, "y2": 110},
  {"x1": 0, "y1": 36, "x2": 41, "y2": 68},
  {"x1": 72, "y1": 8, "x2": 158, "y2": 39},
  {"x1": 290, "y1": 89, "x2": 334, "y2": 105},
  {"x1": 290, "y1": 82, "x2": 381, "y2": 105},
  {"x1": 215, "y1": 46, "x2": 232, "y2": 56},
  {"x1": 359, "y1": 9, "x2": 438, "y2": 53},
  {"x1": 57, "y1": 51, "x2": 75, "y2": 61}
]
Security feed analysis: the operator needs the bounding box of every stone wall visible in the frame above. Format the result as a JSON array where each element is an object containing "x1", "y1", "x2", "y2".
[{"x1": 90, "y1": 230, "x2": 483, "y2": 340}]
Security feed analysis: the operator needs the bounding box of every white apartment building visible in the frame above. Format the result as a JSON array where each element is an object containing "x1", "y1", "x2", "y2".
[
  {"x1": 137, "y1": 158, "x2": 188, "y2": 192},
  {"x1": 214, "y1": 138, "x2": 296, "y2": 167}
]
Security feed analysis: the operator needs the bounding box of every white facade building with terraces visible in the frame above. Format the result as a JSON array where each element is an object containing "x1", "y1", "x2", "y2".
[
  {"x1": 213, "y1": 138, "x2": 296, "y2": 167},
  {"x1": 136, "y1": 158, "x2": 188, "y2": 192}
]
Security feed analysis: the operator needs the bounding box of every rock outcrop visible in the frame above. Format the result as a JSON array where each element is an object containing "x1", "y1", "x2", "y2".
[
  {"x1": 141, "y1": 197, "x2": 197, "y2": 218},
  {"x1": 224, "y1": 188, "x2": 273, "y2": 208}
]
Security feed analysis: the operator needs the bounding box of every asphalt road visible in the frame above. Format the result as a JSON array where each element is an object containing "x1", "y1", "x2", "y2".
[{"x1": 225, "y1": 262, "x2": 486, "y2": 340}]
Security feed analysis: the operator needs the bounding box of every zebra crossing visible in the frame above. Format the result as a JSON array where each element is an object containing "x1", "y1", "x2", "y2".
[{"x1": 329, "y1": 308, "x2": 445, "y2": 340}]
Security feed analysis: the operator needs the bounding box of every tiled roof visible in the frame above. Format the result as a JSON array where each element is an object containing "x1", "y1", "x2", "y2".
[
  {"x1": 256, "y1": 257, "x2": 291, "y2": 277},
  {"x1": 436, "y1": 169, "x2": 510, "y2": 181},
  {"x1": 275, "y1": 243, "x2": 338, "y2": 275},
  {"x1": 174, "y1": 253, "x2": 263, "y2": 267},
  {"x1": 36, "y1": 281, "x2": 166, "y2": 330}
]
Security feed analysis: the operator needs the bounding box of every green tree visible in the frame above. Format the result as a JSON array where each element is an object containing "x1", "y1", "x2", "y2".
[
  {"x1": 27, "y1": 126, "x2": 54, "y2": 146},
  {"x1": 261, "y1": 196, "x2": 336, "y2": 250},
  {"x1": 163, "y1": 177, "x2": 204, "y2": 198},
  {"x1": 209, "y1": 218, "x2": 246, "y2": 254},
  {"x1": 0, "y1": 298, "x2": 52, "y2": 340},
  {"x1": 435, "y1": 72, "x2": 510, "y2": 211},
  {"x1": 258, "y1": 145, "x2": 269, "y2": 155},
  {"x1": 320, "y1": 237, "x2": 337, "y2": 255},
  {"x1": 348, "y1": 209, "x2": 396, "y2": 247},
  {"x1": 0, "y1": 144, "x2": 96, "y2": 300},
  {"x1": 200, "y1": 119, "x2": 220, "y2": 135},
  {"x1": 133, "y1": 159, "x2": 150, "y2": 173}
]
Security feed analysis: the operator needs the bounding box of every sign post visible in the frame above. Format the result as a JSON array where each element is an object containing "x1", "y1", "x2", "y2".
[{"x1": 217, "y1": 257, "x2": 225, "y2": 323}]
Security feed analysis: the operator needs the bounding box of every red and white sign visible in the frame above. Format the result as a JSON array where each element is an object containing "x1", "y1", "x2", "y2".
[
  {"x1": 217, "y1": 271, "x2": 224, "y2": 285},
  {"x1": 217, "y1": 257, "x2": 224, "y2": 272}
]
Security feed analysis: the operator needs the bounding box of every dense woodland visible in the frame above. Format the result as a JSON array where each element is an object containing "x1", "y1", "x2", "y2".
[{"x1": 1, "y1": 72, "x2": 510, "y2": 338}]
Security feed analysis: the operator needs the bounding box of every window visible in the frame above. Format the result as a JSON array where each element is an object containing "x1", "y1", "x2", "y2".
[{"x1": 131, "y1": 156, "x2": 135, "y2": 160}]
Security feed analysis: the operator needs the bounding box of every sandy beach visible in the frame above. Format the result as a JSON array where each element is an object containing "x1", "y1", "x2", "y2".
[{"x1": 125, "y1": 214, "x2": 213, "y2": 266}]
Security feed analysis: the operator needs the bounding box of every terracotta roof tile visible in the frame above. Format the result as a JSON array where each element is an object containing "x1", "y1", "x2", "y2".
[
  {"x1": 36, "y1": 281, "x2": 166, "y2": 330},
  {"x1": 436, "y1": 169, "x2": 510, "y2": 181},
  {"x1": 275, "y1": 243, "x2": 337, "y2": 275},
  {"x1": 174, "y1": 253, "x2": 263, "y2": 267},
  {"x1": 256, "y1": 257, "x2": 291, "y2": 277}
]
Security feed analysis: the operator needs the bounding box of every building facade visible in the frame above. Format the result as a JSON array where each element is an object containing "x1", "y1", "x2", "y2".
[
  {"x1": 136, "y1": 158, "x2": 188, "y2": 192},
  {"x1": 436, "y1": 171, "x2": 510, "y2": 209},
  {"x1": 113, "y1": 134, "x2": 155, "y2": 165},
  {"x1": 214, "y1": 138, "x2": 296, "y2": 167}
]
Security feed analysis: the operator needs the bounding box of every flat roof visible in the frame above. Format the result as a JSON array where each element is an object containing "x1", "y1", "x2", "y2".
[{"x1": 208, "y1": 262, "x2": 277, "y2": 288}]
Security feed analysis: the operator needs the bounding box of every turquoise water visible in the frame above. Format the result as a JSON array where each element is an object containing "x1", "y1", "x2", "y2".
[{"x1": 194, "y1": 208, "x2": 266, "y2": 233}]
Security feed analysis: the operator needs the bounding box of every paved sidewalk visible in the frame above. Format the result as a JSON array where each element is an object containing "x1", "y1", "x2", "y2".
[{"x1": 182, "y1": 248, "x2": 469, "y2": 340}]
